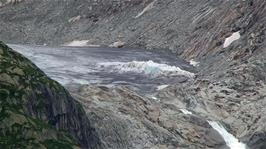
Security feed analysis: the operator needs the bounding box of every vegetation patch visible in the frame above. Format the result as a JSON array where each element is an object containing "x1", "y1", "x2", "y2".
[{"x1": 0, "y1": 41, "x2": 80, "y2": 148}]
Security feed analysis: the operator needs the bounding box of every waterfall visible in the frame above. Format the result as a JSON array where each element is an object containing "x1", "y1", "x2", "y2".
[{"x1": 208, "y1": 121, "x2": 246, "y2": 149}]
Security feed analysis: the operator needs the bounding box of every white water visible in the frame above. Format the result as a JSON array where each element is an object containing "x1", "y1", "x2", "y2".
[
  {"x1": 10, "y1": 44, "x2": 195, "y2": 93},
  {"x1": 99, "y1": 60, "x2": 195, "y2": 78},
  {"x1": 189, "y1": 59, "x2": 200, "y2": 67},
  {"x1": 223, "y1": 32, "x2": 241, "y2": 48},
  {"x1": 208, "y1": 121, "x2": 246, "y2": 149}
]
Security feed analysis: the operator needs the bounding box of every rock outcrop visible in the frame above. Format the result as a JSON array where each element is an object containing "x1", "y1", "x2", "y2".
[
  {"x1": 70, "y1": 85, "x2": 227, "y2": 149},
  {"x1": 0, "y1": 42, "x2": 102, "y2": 148}
]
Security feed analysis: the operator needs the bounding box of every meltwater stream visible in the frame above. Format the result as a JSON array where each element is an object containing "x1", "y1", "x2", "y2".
[
  {"x1": 9, "y1": 44, "x2": 194, "y2": 94},
  {"x1": 208, "y1": 121, "x2": 246, "y2": 149},
  {"x1": 180, "y1": 109, "x2": 246, "y2": 149}
]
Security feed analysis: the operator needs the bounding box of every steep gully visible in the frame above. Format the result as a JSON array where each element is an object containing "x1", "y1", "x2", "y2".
[{"x1": 10, "y1": 44, "x2": 247, "y2": 148}]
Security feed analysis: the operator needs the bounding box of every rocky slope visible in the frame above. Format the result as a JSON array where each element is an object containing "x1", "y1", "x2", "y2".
[
  {"x1": 0, "y1": 0, "x2": 263, "y2": 55},
  {"x1": 0, "y1": 0, "x2": 246, "y2": 49},
  {"x1": 70, "y1": 84, "x2": 227, "y2": 149},
  {"x1": 0, "y1": 42, "x2": 103, "y2": 148},
  {"x1": 1, "y1": 0, "x2": 266, "y2": 148},
  {"x1": 65, "y1": 0, "x2": 265, "y2": 148}
]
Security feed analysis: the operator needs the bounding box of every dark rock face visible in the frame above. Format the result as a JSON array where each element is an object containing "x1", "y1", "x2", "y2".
[
  {"x1": 0, "y1": 42, "x2": 102, "y2": 148},
  {"x1": 245, "y1": 132, "x2": 266, "y2": 149}
]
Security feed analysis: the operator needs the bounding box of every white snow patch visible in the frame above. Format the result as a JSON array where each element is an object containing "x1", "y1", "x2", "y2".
[
  {"x1": 64, "y1": 40, "x2": 90, "y2": 47},
  {"x1": 223, "y1": 32, "x2": 241, "y2": 48},
  {"x1": 180, "y1": 109, "x2": 192, "y2": 115},
  {"x1": 208, "y1": 121, "x2": 246, "y2": 149},
  {"x1": 150, "y1": 96, "x2": 160, "y2": 102},
  {"x1": 98, "y1": 60, "x2": 195, "y2": 78},
  {"x1": 156, "y1": 85, "x2": 169, "y2": 91},
  {"x1": 189, "y1": 59, "x2": 200, "y2": 67},
  {"x1": 109, "y1": 41, "x2": 125, "y2": 48},
  {"x1": 85, "y1": 44, "x2": 101, "y2": 47},
  {"x1": 68, "y1": 15, "x2": 81, "y2": 23},
  {"x1": 135, "y1": 0, "x2": 156, "y2": 18},
  {"x1": 151, "y1": 96, "x2": 158, "y2": 100}
]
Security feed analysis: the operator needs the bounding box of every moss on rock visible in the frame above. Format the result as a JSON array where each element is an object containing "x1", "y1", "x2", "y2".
[{"x1": 0, "y1": 42, "x2": 100, "y2": 148}]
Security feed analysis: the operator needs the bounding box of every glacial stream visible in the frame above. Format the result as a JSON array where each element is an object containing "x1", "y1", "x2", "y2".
[
  {"x1": 207, "y1": 121, "x2": 246, "y2": 149},
  {"x1": 180, "y1": 109, "x2": 246, "y2": 149},
  {"x1": 9, "y1": 44, "x2": 194, "y2": 94}
]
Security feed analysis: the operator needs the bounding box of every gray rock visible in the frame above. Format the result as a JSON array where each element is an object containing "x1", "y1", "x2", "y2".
[
  {"x1": 71, "y1": 85, "x2": 227, "y2": 149},
  {"x1": 1, "y1": 0, "x2": 266, "y2": 148}
]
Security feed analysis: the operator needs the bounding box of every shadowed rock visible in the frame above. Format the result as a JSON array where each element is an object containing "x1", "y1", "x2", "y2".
[{"x1": 0, "y1": 42, "x2": 103, "y2": 148}]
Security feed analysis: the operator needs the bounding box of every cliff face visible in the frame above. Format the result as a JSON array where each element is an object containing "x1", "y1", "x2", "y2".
[{"x1": 0, "y1": 42, "x2": 102, "y2": 148}]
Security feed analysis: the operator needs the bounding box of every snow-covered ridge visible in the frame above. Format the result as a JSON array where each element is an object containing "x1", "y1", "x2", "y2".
[
  {"x1": 208, "y1": 121, "x2": 246, "y2": 149},
  {"x1": 99, "y1": 60, "x2": 195, "y2": 78}
]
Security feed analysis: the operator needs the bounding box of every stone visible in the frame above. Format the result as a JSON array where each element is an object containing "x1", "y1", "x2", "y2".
[{"x1": 109, "y1": 41, "x2": 125, "y2": 48}]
